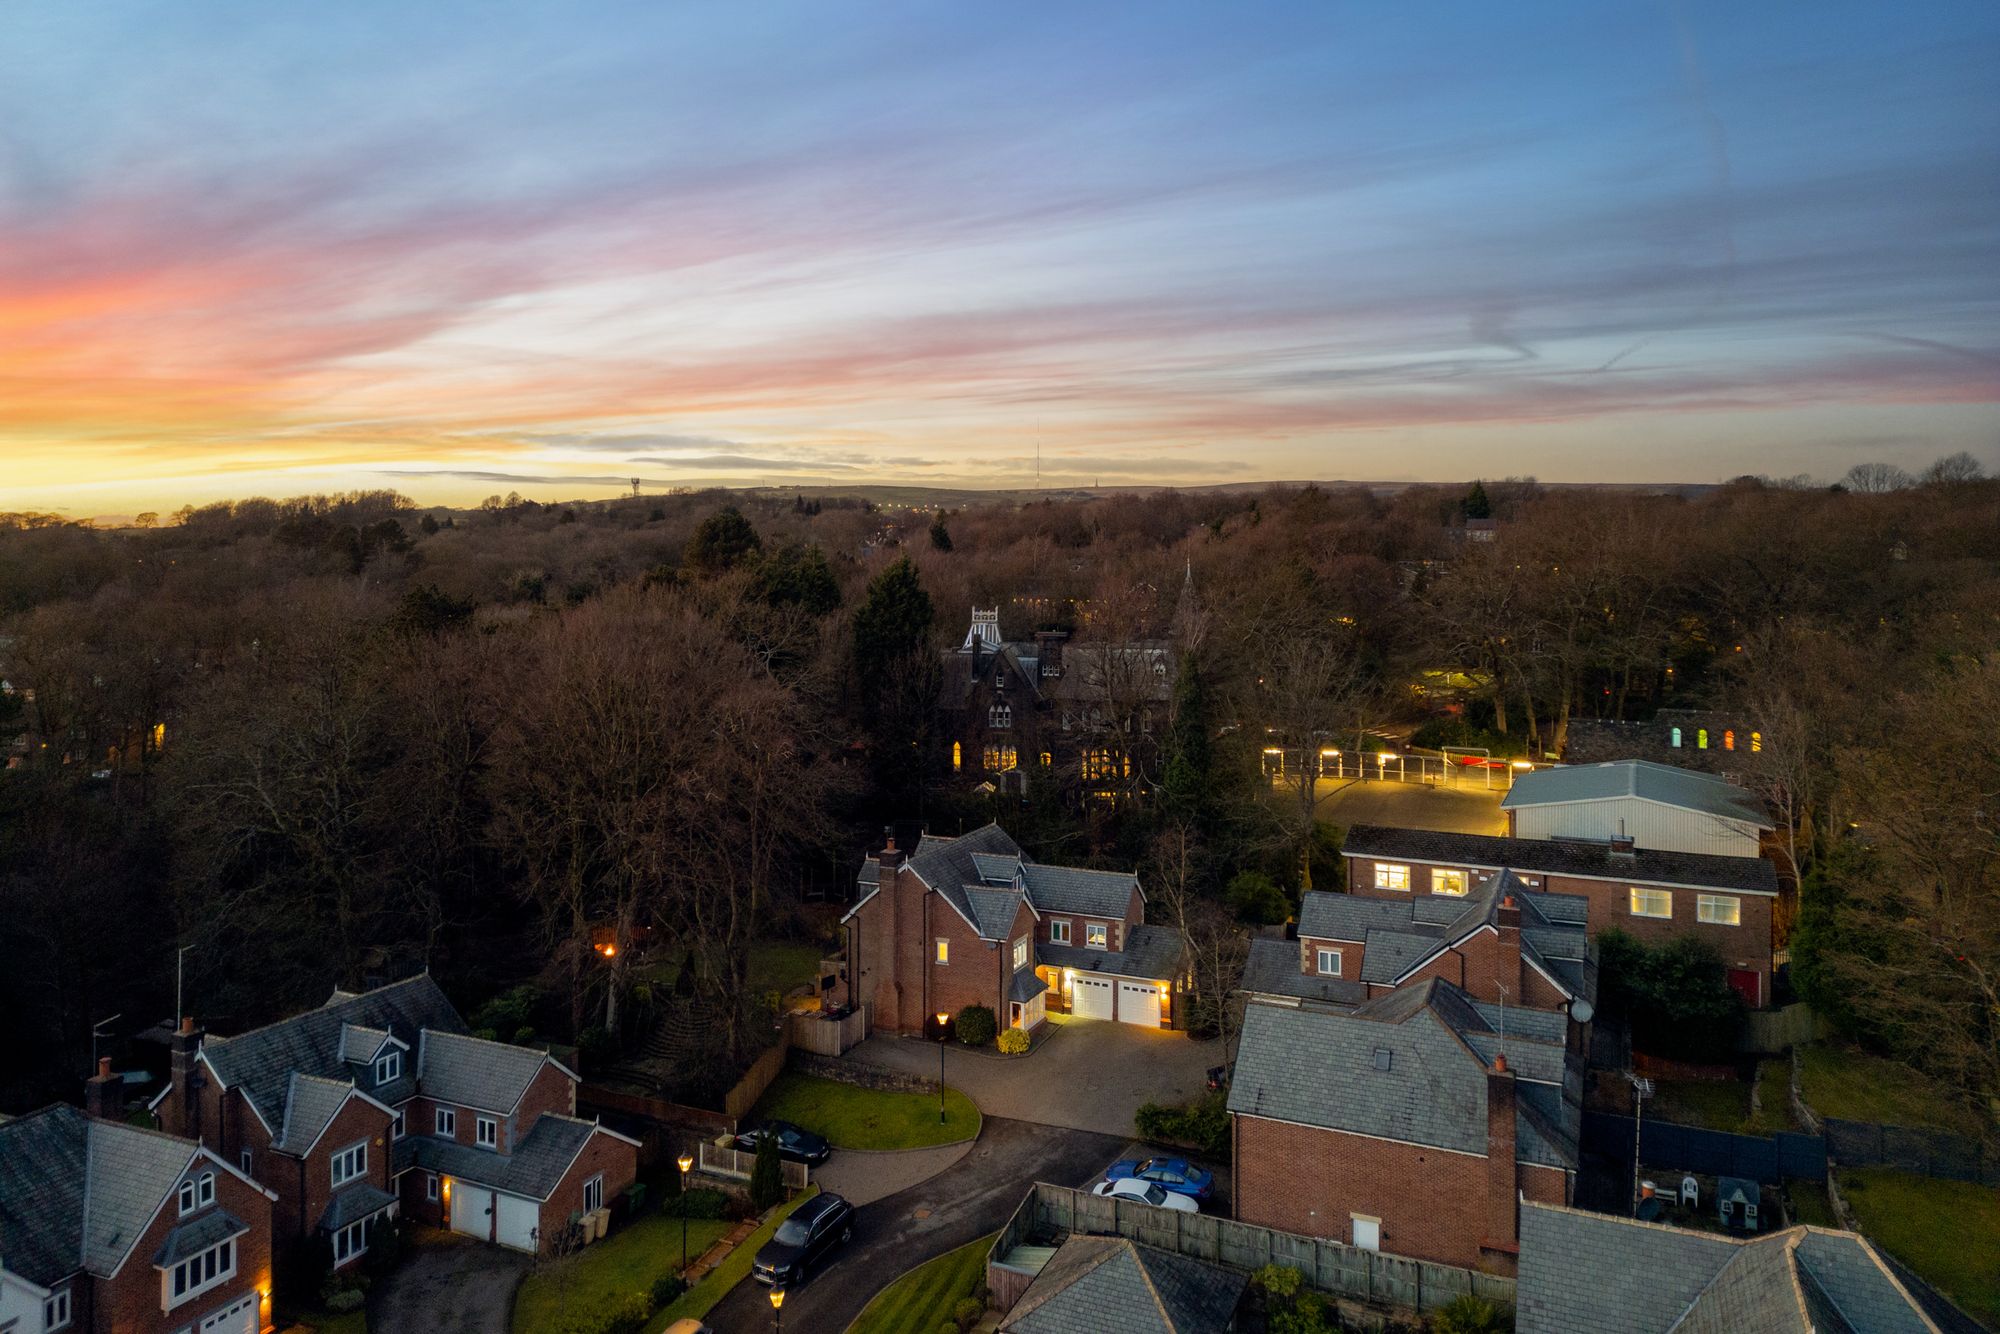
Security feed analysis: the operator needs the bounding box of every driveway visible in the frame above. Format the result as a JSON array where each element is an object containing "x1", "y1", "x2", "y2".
[
  {"x1": 703, "y1": 1117, "x2": 1127, "y2": 1334},
  {"x1": 850, "y1": 1019, "x2": 1220, "y2": 1137},
  {"x1": 370, "y1": 1231, "x2": 530, "y2": 1334}
]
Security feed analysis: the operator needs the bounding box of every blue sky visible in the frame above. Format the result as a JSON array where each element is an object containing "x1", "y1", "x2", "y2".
[{"x1": 2, "y1": 1, "x2": 1996, "y2": 512}]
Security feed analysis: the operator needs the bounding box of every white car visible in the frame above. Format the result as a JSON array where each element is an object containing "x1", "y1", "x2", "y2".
[{"x1": 1092, "y1": 1177, "x2": 1199, "y2": 1213}]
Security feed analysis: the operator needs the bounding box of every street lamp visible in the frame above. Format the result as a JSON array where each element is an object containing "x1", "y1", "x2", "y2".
[
  {"x1": 769, "y1": 1283, "x2": 786, "y2": 1332},
  {"x1": 676, "y1": 1152, "x2": 694, "y2": 1272},
  {"x1": 936, "y1": 1011, "x2": 951, "y2": 1125}
]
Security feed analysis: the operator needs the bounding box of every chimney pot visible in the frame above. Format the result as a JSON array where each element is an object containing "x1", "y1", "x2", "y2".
[
  {"x1": 178, "y1": 1016, "x2": 195, "y2": 1035},
  {"x1": 1494, "y1": 1053, "x2": 1508, "y2": 1073},
  {"x1": 98, "y1": 1056, "x2": 112, "y2": 1077}
]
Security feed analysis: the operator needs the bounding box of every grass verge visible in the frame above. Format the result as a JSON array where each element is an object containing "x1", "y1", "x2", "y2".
[
  {"x1": 1798, "y1": 1045, "x2": 1988, "y2": 1137},
  {"x1": 753, "y1": 1072, "x2": 980, "y2": 1149},
  {"x1": 1648, "y1": 1078, "x2": 1749, "y2": 1132},
  {"x1": 291, "y1": 1308, "x2": 368, "y2": 1334},
  {"x1": 848, "y1": 1233, "x2": 996, "y2": 1334},
  {"x1": 1839, "y1": 1168, "x2": 2000, "y2": 1328},
  {"x1": 513, "y1": 1212, "x2": 732, "y2": 1333},
  {"x1": 650, "y1": 1188, "x2": 820, "y2": 1332}
]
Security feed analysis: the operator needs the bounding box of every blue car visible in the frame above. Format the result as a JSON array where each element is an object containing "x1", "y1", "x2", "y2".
[{"x1": 1105, "y1": 1156, "x2": 1213, "y2": 1200}]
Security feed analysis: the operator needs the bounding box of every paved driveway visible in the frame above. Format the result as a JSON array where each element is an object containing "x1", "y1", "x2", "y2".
[
  {"x1": 850, "y1": 1019, "x2": 1221, "y2": 1137},
  {"x1": 703, "y1": 1117, "x2": 1128, "y2": 1334},
  {"x1": 370, "y1": 1232, "x2": 530, "y2": 1334}
]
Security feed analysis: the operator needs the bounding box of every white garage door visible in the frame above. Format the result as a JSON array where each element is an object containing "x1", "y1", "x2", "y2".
[
  {"x1": 198, "y1": 1292, "x2": 258, "y2": 1334},
  {"x1": 1071, "y1": 975, "x2": 1114, "y2": 1020},
  {"x1": 495, "y1": 1192, "x2": 540, "y2": 1252},
  {"x1": 1118, "y1": 980, "x2": 1161, "y2": 1027},
  {"x1": 450, "y1": 1183, "x2": 493, "y2": 1240}
]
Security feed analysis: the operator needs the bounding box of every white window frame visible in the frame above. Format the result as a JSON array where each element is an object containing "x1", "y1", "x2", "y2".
[
  {"x1": 178, "y1": 1179, "x2": 197, "y2": 1216},
  {"x1": 196, "y1": 1172, "x2": 215, "y2": 1208},
  {"x1": 165, "y1": 1237, "x2": 235, "y2": 1309},
  {"x1": 1374, "y1": 864, "x2": 1411, "y2": 892},
  {"x1": 1085, "y1": 921, "x2": 1108, "y2": 950},
  {"x1": 1050, "y1": 919, "x2": 1071, "y2": 945},
  {"x1": 1629, "y1": 887, "x2": 1673, "y2": 919},
  {"x1": 331, "y1": 1140, "x2": 367, "y2": 1188},
  {"x1": 934, "y1": 938, "x2": 949, "y2": 965},
  {"x1": 44, "y1": 1289, "x2": 70, "y2": 1331},
  {"x1": 1316, "y1": 947, "x2": 1341, "y2": 976},
  {"x1": 374, "y1": 1050, "x2": 402, "y2": 1084},
  {"x1": 1430, "y1": 869, "x2": 1468, "y2": 897},
  {"x1": 1012, "y1": 936, "x2": 1028, "y2": 970},
  {"x1": 425, "y1": 1173, "x2": 440, "y2": 1202},
  {"x1": 332, "y1": 1218, "x2": 368, "y2": 1265},
  {"x1": 583, "y1": 1173, "x2": 605, "y2": 1214},
  {"x1": 239, "y1": 1149, "x2": 253, "y2": 1175},
  {"x1": 475, "y1": 1116, "x2": 498, "y2": 1150},
  {"x1": 391, "y1": 1109, "x2": 405, "y2": 1140},
  {"x1": 1697, "y1": 894, "x2": 1741, "y2": 926},
  {"x1": 436, "y1": 1107, "x2": 457, "y2": 1138}
]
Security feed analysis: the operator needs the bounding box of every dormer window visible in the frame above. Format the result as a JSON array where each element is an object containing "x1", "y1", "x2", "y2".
[
  {"x1": 178, "y1": 1172, "x2": 215, "y2": 1216},
  {"x1": 476, "y1": 1116, "x2": 498, "y2": 1150},
  {"x1": 374, "y1": 1050, "x2": 402, "y2": 1084}
]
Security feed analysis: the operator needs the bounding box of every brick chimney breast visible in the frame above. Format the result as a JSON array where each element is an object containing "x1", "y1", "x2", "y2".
[{"x1": 85, "y1": 1056, "x2": 120, "y2": 1120}]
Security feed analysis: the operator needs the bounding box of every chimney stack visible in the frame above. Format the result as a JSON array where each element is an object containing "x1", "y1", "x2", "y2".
[
  {"x1": 167, "y1": 1016, "x2": 205, "y2": 1141},
  {"x1": 876, "y1": 826, "x2": 904, "y2": 877},
  {"x1": 85, "y1": 1056, "x2": 120, "y2": 1121},
  {"x1": 1608, "y1": 834, "x2": 1636, "y2": 859},
  {"x1": 1482, "y1": 1053, "x2": 1520, "y2": 1265}
]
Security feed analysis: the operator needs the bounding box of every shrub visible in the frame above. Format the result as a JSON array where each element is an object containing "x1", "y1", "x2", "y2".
[
  {"x1": 724, "y1": 1192, "x2": 758, "y2": 1221},
  {"x1": 1271, "y1": 1290, "x2": 1337, "y2": 1334},
  {"x1": 601, "y1": 1292, "x2": 652, "y2": 1334},
  {"x1": 323, "y1": 1286, "x2": 366, "y2": 1314},
  {"x1": 1226, "y1": 871, "x2": 1290, "y2": 925},
  {"x1": 955, "y1": 1004, "x2": 997, "y2": 1048},
  {"x1": 749, "y1": 1133, "x2": 784, "y2": 1211},
  {"x1": 997, "y1": 1027, "x2": 1030, "y2": 1055},
  {"x1": 952, "y1": 1295, "x2": 986, "y2": 1330},
  {"x1": 1252, "y1": 1265, "x2": 1304, "y2": 1298},
  {"x1": 667, "y1": 1187, "x2": 727, "y2": 1219},
  {"x1": 1133, "y1": 1090, "x2": 1229, "y2": 1156},
  {"x1": 1432, "y1": 1294, "x2": 1514, "y2": 1334},
  {"x1": 649, "y1": 1274, "x2": 687, "y2": 1308},
  {"x1": 576, "y1": 1025, "x2": 617, "y2": 1068},
  {"x1": 1597, "y1": 930, "x2": 1745, "y2": 1062}
]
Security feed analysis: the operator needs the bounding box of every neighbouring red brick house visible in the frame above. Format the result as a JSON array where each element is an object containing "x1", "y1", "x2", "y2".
[
  {"x1": 0, "y1": 1101, "x2": 277, "y2": 1334},
  {"x1": 1341, "y1": 825, "x2": 1779, "y2": 1007},
  {"x1": 1226, "y1": 980, "x2": 1580, "y2": 1276},
  {"x1": 152, "y1": 975, "x2": 635, "y2": 1263},
  {"x1": 841, "y1": 824, "x2": 1184, "y2": 1035}
]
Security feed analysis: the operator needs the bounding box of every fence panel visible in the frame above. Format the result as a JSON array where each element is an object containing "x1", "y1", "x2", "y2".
[
  {"x1": 1416, "y1": 1260, "x2": 1474, "y2": 1309},
  {"x1": 1216, "y1": 1218, "x2": 1275, "y2": 1272},
  {"x1": 695, "y1": 1141, "x2": 808, "y2": 1189},
  {"x1": 1320, "y1": 1239, "x2": 1373, "y2": 1302},
  {"x1": 1370, "y1": 1252, "x2": 1423, "y2": 1310},
  {"x1": 1775, "y1": 1132, "x2": 1828, "y2": 1182},
  {"x1": 1825, "y1": 1119, "x2": 1999, "y2": 1186},
  {"x1": 1179, "y1": 1213, "x2": 1222, "y2": 1263}
]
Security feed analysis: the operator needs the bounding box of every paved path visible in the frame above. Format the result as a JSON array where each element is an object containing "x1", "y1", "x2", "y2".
[
  {"x1": 370, "y1": 1232, "x2": 529, "y2": 1334},
  {"x1": 813, "y1": 1138, "x2": 976, "y2": 1207},
  {"x1": 703, "y1": 1117, "x2": 1128, "y2": 1334},
  {"x1": 850, "y1": 1020, "x2": 1220, "y2": 1138}
]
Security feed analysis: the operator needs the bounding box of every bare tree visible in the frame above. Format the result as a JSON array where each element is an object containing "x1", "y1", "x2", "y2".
[{"x1": 1842, "y1": 462, "x2": 1914, "y2": 494}]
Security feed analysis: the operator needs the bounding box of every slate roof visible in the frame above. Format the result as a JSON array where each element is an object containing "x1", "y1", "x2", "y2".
[
  {"x1": 1037, "y1": 923, "x2": 1183, "y2": 982},
  {"x1": 200, "y1": 973, "x2": 467, "y2": 1134},
  {"x1": 1020, "y1": 863, "x2": 1139, "y2": 919},
  {"x1": 1516, "y1": 1203, "x2": 1951, "y2": 1334},
  {"x1": 1342, "y1": 825, "x2": 1779, "y2": 895},
  {"x1": 0, "y1": 1104, "x2": 210, "y2": 1285},
  {"x1": 999, "y1": 1236, "x2": 1245, "y2": 1334},
  {"x1": 1239, "y1": 936, "x2": 1366, "y2": 1006},
  {"x1": 1226, "y1": 981, "x2": 1578, "y2": 1167},
  {"x1": 907, "y1": 824, "x2": 1025, "y2": 939},
  {"x1": 152, "y1": 1210, "x2": 248, "y2": 1267},
  {"x1": 393, "y1": 1115, "x2": 601, "y2": 1201},
  {"x1": 274, "y1": 1073, "x2": 361, "y2": 1154},
  {"x1": 338, "y1": 1024, "x2": 397, "y2": 1064},
  {"x1": 1502, "y1": 760, "x2": 1772, "y2": 828},
  {"x1": 1290, "y1": 881, "x2": 1595, "y2": 1001},
  {"x1": 1010, "y1": 970, "x2": 1050, "y2": 1003},
  {"x1": 319, "y1": 1183, "x2": 398, "y2": 1233},
  {"x1": 420, "y1": 1030, "x2": 552, "y2": 1115},
  {"x1": 965, "y1": 886, "x2": 1031, "y2": 941}
]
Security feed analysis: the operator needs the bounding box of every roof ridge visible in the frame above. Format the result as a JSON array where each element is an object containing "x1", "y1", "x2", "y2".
[
  {"x1": 206, "y1": 971, "x2": 438, "y2": 1044},
  {"x1": 1126, "y1": 1238, "x2": 1176, "y2": 1330},
  {"x1": 420, "y1": 1026, "x2": 545, "y2": 1056}
]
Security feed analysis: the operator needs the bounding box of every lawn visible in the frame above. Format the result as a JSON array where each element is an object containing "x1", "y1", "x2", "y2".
[
  {"x1": 291, "y1": 1308, "x2": 368, "y2": 1334},
  {"x1": 1648, "y1": 1078, "x2": 1749, "y2": 1132},
  {"x1": 748, "y1": 941, "x2": 825, "y2": 997},
  {"x1": 1742, "y1": 1059, "x2": 1796, "y2": 1135},
  {"x1": 1839, "y1": 1168, "x2": 2000, "y2": 1328},
  {"x1": 651, "y1": 1189, "x2": 820, "y2": 1332},
  {"x1": 1782, "y1": 1180, "x2": 1838, "y2": 1228},
  {"x1": 513, "y1": 1211, "x2": 732, "y2": 1333},
  {"x1": 1798, "y1": 1045, "x2": 1990, "y2": 1137},
  {"x1": 849, "y1": 1233, "x2": 996, "y2": 1334},
  {"x1": 751, "y1": 1072, "x2": 980, "y2": 1149}
]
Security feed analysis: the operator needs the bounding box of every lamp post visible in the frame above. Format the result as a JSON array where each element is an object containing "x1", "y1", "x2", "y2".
[
  {"x1": 935, "y1": 1011, "x2": 951, "y2": 1125},
  {"x1": 769, "y1": 1283, "x2": 786, "y2": 1332},
  {"x1": 676, "y1": 1151, "x2": 694, "y2": 1273}
]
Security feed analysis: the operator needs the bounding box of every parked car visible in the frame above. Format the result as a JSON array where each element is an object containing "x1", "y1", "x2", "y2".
[
  {"x1": 753, "y1": 1192, "x2": 855, "y2": 1286},
  {"x1": 663, "y1": 1322, "x2": 713, "y2": 1334},
  {"x1": 733, "y1": 1119, "x2": 832, "y2": 1166},
  {"x1": 1104, "y1": 1156, "x2": 1213, "y2": 1200},
  {"x1": 1092, "y1": 1178, "x2": 1198, "y2": 1213}
]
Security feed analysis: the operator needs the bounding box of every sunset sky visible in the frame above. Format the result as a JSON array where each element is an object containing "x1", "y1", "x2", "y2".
[{"x1": 3, "y1": 2, "x2": 1997, "y2": 516}]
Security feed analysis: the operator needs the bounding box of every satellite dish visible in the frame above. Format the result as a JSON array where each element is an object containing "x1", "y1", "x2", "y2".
[{"x1": 1569, "y1": 998, "x2": 1595, "y2": 1024}]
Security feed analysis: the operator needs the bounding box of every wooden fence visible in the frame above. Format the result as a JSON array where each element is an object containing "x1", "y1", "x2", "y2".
[
  {"x1": 789, "y1": 1005, "x2": 869, "y2": 1057},
  {"x1": 722, "y1": 1035, "x2": 791, "y2": 1121},
  {"x1": 1741, "y1": 1003, "x2": 1823, "y2": 1054},
  {"x1": 697, "y1": 1140, "x2": 810, "y2": 1190},
  {"x1": 578, "y1": 1084, "x2": 733, "y2": 1138},
  {"x1": 987, "y1": 1183, "x2": 1514, "y2": 1319}
]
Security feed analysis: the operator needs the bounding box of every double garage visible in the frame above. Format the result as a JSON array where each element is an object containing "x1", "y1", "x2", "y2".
[
  {"x1": 1067, "y1": 973, "x2": 1164, "y2": 1027},
  {"x1": 448, "y1": 1180, "x2": 542, "y2": 1252}
]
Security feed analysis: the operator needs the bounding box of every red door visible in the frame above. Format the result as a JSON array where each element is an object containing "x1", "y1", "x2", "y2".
[{"x1": 1727, "y1": 969, "x2": 1762, "y2": 1009}]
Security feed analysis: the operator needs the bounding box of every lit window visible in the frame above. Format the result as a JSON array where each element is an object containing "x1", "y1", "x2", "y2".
[
  {"x1": 45, "y1": 1290, "x2": 71, "y2": 1331},
  {"x1": 1724, "y1": 730, "x2": 1735, "y2": 751},
  {"x1": 1050, "y1": 920, "x2": 1071, "y2": 944},
  {"x1": 1039, "y1": 751, "x2": 1052, "y2": 768},
  {"x1": 1698, "y1": 894, "x2": 1741, "y2": 926},
  {"x1": 935, "y1": 939, "x2": 949, "y2": 965},
  {"x1": 1086, "y1": 922, "x2": 1108, "y2": 949},
  {"x1": 331, "y1": 1141, "x2": 367, "y2": 1187},
  {"x1": 1751, "y1": 731, "x2": 1762, "y2": 753},
  {"x1": 1697, "y1": 729, "x2": 1709, "y2": 750},
  {"x1": 476, "y1": 1116, "x2": 497, "y2": 1150},
  {"x1": 951, "y1": 741, "x2": 961, "y2": 772},
  {"x1": 1670, "y1": 727, "x2": 1682, "y2": 748},
  {"x1": 1374, "y1": 864, "x2": 1411, "y2": 892},
  {"x1": 1431, "y1": 869, "x2": 1468, "y2": 897},
  {"x1": 374, "y1": 1050, "x2": 402, "y2": 1084},
  {"x1": 167, "y1": 1236, "x2": 235, "y2": 1307},
  {"x1": 435, "y1": 1107, "x2": 457, "y2": 1138},
  {"x1": 1316, "y1": 948, "x2": 1341, "y2": 976},
  {"x1": 1013, "y1": 936, "x2": 1028, "y2": 969},
  {"x1": 983, "y1": 743, "x2": 1018, "y2": 771},
  {"x1": 1629, "y1": 888, "x2": 1672, "y2": 919}
]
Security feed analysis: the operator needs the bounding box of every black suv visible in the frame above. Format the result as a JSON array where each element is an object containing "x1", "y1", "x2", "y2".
[
  {"x1": 732, "y1": 1119, "x2": 833, "y2": 1166},
  {"x1": 752, "y1": 1192, "x2": 854, "y2": 1287}
]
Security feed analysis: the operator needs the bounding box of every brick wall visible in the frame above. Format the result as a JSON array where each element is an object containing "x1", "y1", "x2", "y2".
[
  {"x1": 535, "y1": 1131, "x2": 638, "y2": 1251},
  {"x1": 291, "y1": 1098, "x2": 393, "y2": 1249},
  {"x1": 1298, "y1": 937, "x2": 1357, "y2": 982},
  {"x1": 510, "y1": 1063, "x2": 576, "y2": 1151},
  {"x1": 96, "y1": 1158, "x2": 273, "y2": 1334}
]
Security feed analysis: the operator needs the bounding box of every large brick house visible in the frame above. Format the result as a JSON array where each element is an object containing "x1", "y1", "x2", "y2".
[
  {"x1": 1341, "y1": 825, "x2": 1780, "y2": 1007},
  {"x1": 152, "y1": 975, "x2": 636, "y2": 1262},
  {"x1": 0, "y1": 1102, "x2": 277, "y2": 1334},
  {"x1": 1241, "y1": 877, "x2": 1596, "y2": 1052},
  {"x1": 1500, "y1": 760, "x2": 1773, "y2": 859},
  {"x1": 940, "y1": 609, "x2": 1175, "y2": 797},
  {"x1": 842, "y1": 824, "x2": 1184, "y2": 1034},
  {"x1": 1226, "y1": 980, "x2": 1580, "y2": 1275}
]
